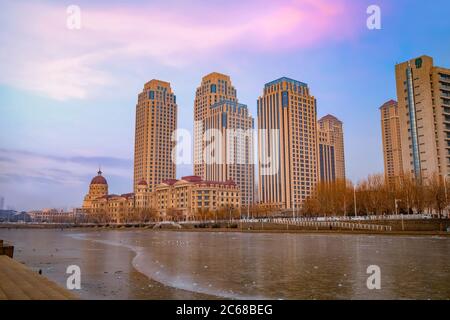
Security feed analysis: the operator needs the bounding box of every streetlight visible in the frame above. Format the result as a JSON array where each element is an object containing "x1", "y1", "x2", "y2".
[
  {"x1": 444, "y1": 174, "x2": 449, "y2": 218},
  {"x1": 353, "y1": 184, "x2": 357, "y2": 218},
  {"x1": 395, "y1": 198, "x2": 404, "y2": 231},
  {"x1": 292, "y1": 202, "x2": 295, "y2": 220}
]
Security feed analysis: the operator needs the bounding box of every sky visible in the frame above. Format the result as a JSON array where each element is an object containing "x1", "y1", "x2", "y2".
[{"x1": 0, "y1": 0, "x2": 449, "y2": 211}]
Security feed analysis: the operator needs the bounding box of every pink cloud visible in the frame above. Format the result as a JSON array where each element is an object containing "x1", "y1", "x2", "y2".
[{"x1": 0, "y1": 0, "x2": 361, "y2": 100}]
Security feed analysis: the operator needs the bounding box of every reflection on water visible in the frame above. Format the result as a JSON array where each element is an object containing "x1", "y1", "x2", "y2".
[{"x1": 70, "y1": 231, "x2": 450, "y2": 300}]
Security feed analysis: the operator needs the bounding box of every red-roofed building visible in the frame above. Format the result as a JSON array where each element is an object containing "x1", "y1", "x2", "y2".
[
  {"x1": 153, "y1": 175, "x2": 241, "y2": 220},
  {"x1": 82, "y1": 170, "x2": 156, "y2": 223},
  {"x1": 81, "y1": 171, "x2": 240, "y2": 222}
]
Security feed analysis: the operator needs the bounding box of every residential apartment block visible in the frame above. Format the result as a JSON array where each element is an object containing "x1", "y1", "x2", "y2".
[
  {"x1": 395, "y1": 55, "x2": 450, "y2": 181},
  {"x1": 194, "y1": 73, "x2": 237, "y2": 178},
  {"x1": 133, "y1": 80, "x2": 177, "y2": 192},
  {"x1": 380, "y1": 100, "x2": 403, "y2": 185},
  {"x1": 257, "y1": 77, "x2": 318, "y2": 209},
  {"x1": 203, "y1": 100, "x2": 254, "y2": 206},
  {"x1": 317, "y1": 115, "x2": 345, "y2": 183}
]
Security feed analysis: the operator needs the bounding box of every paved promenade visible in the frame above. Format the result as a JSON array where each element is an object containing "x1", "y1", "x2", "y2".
[{"x1": 0, "y1": 255, "x2": 77, "y2": 300}]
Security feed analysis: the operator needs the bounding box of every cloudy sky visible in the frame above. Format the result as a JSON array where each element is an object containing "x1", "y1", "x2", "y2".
[{"x1": 0, "y1": 0, "x2": 449, "y2": 211}]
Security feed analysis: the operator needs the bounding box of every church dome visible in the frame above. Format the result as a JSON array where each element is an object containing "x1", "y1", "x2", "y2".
[{"x1": 90, "y1": 170, "x2": 107, "y2": 185}]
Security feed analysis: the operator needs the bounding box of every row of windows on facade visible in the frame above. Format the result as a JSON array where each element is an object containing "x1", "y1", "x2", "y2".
[{"x1": 147, "y1": 90, "x2": 176, "y2": 102}]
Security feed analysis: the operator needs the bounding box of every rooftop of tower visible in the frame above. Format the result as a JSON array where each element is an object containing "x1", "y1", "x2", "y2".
[
  {"x1": 143, "y1": 79, "x2": 172, "y2": 91},
  {"x1": 210, "y1": 99, "x2": 247, "y2": 111},
  {"x1": 202, "y1": 72, "x2": 231, "y2": 81},
  {"x1": 264, "y1": 77, "x2": 308, "y2": 89},
  {"x1": 379, "y1": 99, "x2": 398, "y2": 109},
  {"x1": 319, "y1": 114, "x2": 343, "y2": 124}
]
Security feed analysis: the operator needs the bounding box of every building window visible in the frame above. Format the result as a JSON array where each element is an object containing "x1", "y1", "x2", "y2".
[{"x1": 282, "y1": 91, "x2": 289, "y2": 108}]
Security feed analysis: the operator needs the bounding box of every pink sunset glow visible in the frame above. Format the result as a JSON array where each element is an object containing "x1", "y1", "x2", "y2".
[{"x1": 0, "y1": 0, "x2": 361, "y2": 100}]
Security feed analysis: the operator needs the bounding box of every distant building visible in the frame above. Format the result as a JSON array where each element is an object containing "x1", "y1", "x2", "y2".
[
  {"x1": 0, "y1": 209, "x2": 16, "y2": 222},
  {"x1": 133, "y1": 79, "x2": 177, "y2": 193},
  {"x1": 395, "y1": 55, "x2": 450, "y2": 181},
  {"x1": 380, "y1": 100, "x2": 403, "y2": 185},
  {"x1": 27, "y1": 209, "x2": 73, "y2": 223},
  {"x1": 0, "y1": 196, "x2": 4, "y2": 210},
  {"x1": 257, "y1": 77, "x2": 318, "y2": 209},
  {"x1": 0, "y1": 210, "x2": 31, "y2": 222},
  {"x1": 317, "y1": 115, "x2": 346, "y2": 183},
  {"x1": 153, "y1": 175, "x2": 240, "y2": 219}
]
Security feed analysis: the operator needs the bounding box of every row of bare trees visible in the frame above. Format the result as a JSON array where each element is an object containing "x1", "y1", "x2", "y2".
[
  {"x1": 82, "y1": 208, "x2": 160, "y2": 224},
  {"x1": 82, "y1": 206, "x2": 243, "y2": 224},
  {"x1": 301, "y1": 173, "x2": 449, "y2": 217}
]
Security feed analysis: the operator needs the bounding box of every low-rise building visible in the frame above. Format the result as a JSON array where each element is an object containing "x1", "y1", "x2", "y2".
[
  {"x1": 153, "y1": 175, "x2": 241, "y2": 220},
  {"x1": 28, "y1": 209, "x2": 79, "y2": 223},
  {"x1": 81, "y1": 171, "x2": 240, "y2": 222},
  {"x1": 82, "y1": 170, "x2": 138, "y2": 223}
]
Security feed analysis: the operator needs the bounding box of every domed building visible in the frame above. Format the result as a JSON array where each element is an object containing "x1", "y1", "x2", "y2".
[
  {"x1": 80, "y1": 170, "x2": 241, "y2": 223},
  {"x1": 82, "y1": 170, "x2": 108, "y2": 209},
  {"x1": 82, "y1": 169, "x2": 139, "y2": 223}
]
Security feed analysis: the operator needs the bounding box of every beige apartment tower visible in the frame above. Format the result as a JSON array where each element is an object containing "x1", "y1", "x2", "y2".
[
  {"x1": 258, "y1": 77, "x2": 318, "y2": 209},
  {"x1": 395, "y1": 55, "x2": 450, "y2": 181},
  {"x1": 380, "y1": 100, "x2": 403, "y2": 185},
  {"x1": 194, "y1": 73, "x2": 238, "y2": 178},
  {"x1": 133, "y1": 80, "x2": 177, "y2": 192},
  {"x1": 317, "y1": 115, "x2": 345, "y2": 183},
  {"x1": 203, "y1": 100, "x2": 255, "y2": 206}
]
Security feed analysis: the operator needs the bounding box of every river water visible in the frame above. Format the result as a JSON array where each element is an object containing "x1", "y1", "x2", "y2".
[{"x1": 0, "y1": 229, "x2": 449, "y2": 299}]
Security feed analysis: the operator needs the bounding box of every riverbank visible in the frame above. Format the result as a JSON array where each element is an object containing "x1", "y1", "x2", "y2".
[
  {"x1": 1, "y1": 220, "x2": 449, "y2": 237},
  {"x1": 165, "y1": 227, "x2": 450, "y2": 237}
]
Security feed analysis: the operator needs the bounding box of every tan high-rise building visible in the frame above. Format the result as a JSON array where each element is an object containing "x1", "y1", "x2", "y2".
[
  {"x1": 317, "y1": 115, "x2": 345, "y2": 183},
  {"x1": 203, "y1": 100, "x2": 255, "y2": 206},
  {"x1": 193, "y1": 73, "x2": 237, "y2": 178},
  {"x1": 257, "y1": 77, "x2": 318, "y2": 209},
  {"x1": 380, "y1": 100, "x2": 403, "y2": 185},
  {"x1": 395, "y1": 55, "x2": 450, "y2": 181},
  {"x1": 133, "y1": 80, "x2": 177, "y2": 192}
]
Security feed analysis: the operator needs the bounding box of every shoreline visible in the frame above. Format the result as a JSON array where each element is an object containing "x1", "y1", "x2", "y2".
[
  {"x1": 1, "y1": 223, "x2": 449, "y2": 237},
  {"x1": 163, "y1": 227, "x2": 450, "y2": 237}
]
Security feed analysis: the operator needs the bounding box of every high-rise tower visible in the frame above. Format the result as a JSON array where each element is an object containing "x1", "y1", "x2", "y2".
[
  {"x1": 317, "y1": 115, "x2": 346, "y2": 183},
  {"x1": 193, "y1": 73, "x2": 237, "y2": 178},
  {"x1": 133, "y1": 80, "x2": 177, "y2": 192},
  {"x1": 380, "y1": 100, "x2": 403, "y2": 185},
  {"x1": 395, "y1": 55, "x2": 450, "y2": 181},
  {"x1": 203, "y1": 100, "x2": 255, "y2": 206},
  {"x1": 257, "y1": 77, "x2": 318, "y2": 209}
]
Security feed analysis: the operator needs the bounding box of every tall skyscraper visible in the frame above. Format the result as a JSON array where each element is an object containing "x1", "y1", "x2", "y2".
[
  {"x1": 395, "y1": 55, "x2": 450, "y2": 181},
  {"x1": 0, "y1": 196, "x2": 4, "y2": 210},
  {"x1": 133, "y1": 80, "x2": 177, "y2": 192},
  {"x1": 193, "y1": 73, "x2": 237, "y2": 178},
  {"x1": 317, "y1": 115, "x2": 346, "y2": 183},
  {"x1": 258, "y1": 77, "x2": 318, "y2": 209},
  {"x1": 203, "y1": 100, "x2": 255, "y2": 206},
  {"x1": 380, "y1": 100, "x2": 403, "y2": 185}
]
